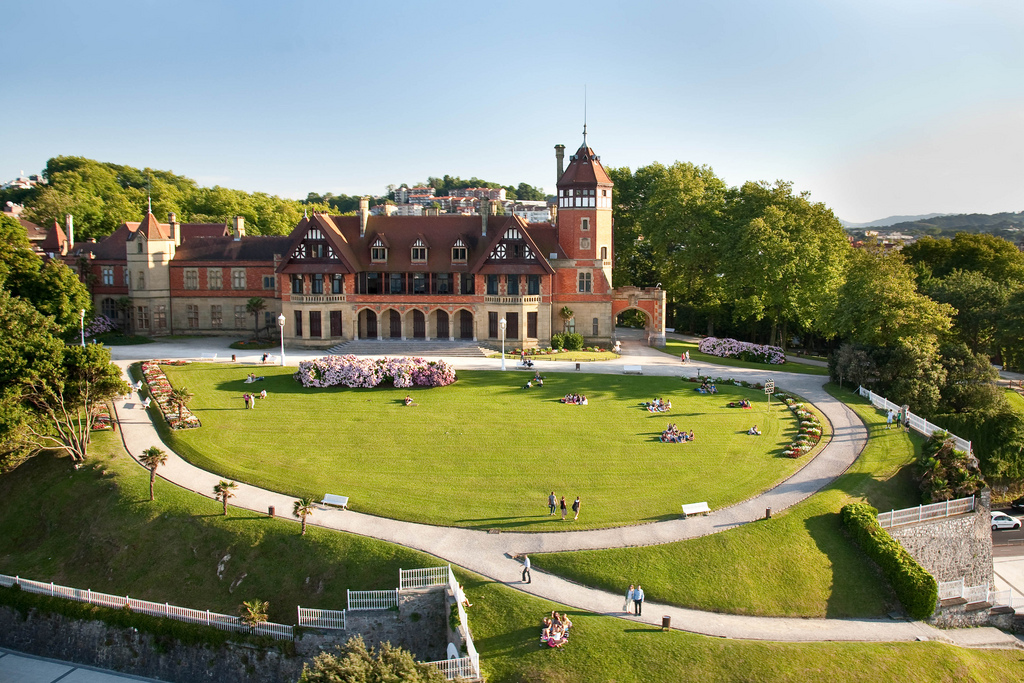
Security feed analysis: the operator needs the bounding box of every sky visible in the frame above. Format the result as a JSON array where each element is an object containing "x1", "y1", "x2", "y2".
[{"x1": 3, "y1": 0, "x2": 1023, "y2": 223}]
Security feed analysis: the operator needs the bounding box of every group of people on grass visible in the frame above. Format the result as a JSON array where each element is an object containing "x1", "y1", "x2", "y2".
[
  {"x1": 728, "y1": 399, "x2": 752, "y2": 408},
  {"x1": 242, "y1": 390, "x2": 266, "y2": 409},
  {"x1": 560, "y1": 393, "x2": 588, "y2": 405},
  {"x1": 644, "y1": 397, "x2": 672, "y2": 412},
  {"x1": 524, "y1": 372, "x2": 545, "y2": 389},
  {"x1": 697, "y1": 380, "x2": 717, "y2": 394},
  {"x1": 541, "y1": 611, "x2": 573, "y2": 648},
  {"x1": 547, "y1": 492, "x2": 582, "y2": 520},
  {"x1": 243, "y1": 373, "x2": 265, "y2": 384},
  {"x1": 660, "y1": 424, "x2": 694, "y2": 443}
]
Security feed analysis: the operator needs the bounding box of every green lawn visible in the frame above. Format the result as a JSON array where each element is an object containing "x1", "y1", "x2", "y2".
[
  {"x1": 488, "y1": 350, "x2": 620, "y2": 362},
  {"x1": 533, "y1": 385, "x2": 923, "y2": 618},
  {"x1": 1006, "y1": 388, "x2": 1024, "y2": 415},
  {"x1": 658, "y1": 339, "x2": 830, "y2": 376},
  {"x1": 1, "y1": 436, "x2": 1020, "y2": 683},
  {"x1": 160, "y1": 366, "x2": 806, "y2": 530}
]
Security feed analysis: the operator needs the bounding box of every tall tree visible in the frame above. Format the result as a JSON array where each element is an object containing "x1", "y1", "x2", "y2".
[
  {"x1": 903, "y1": 232, "x2": 1024, "y2": 282},
  {"x1": 169, "y1": 386, "x2": 194, "y2": 422},
  {"x1": 293, "y1": 497, "x2": 314, "y2": 535},
  {"x1": 213, "y1": 479, "x2": 238, "y2": 515},
  {"x1": 924, "y1": 270, "x2": 1008, "y2": 354},
  {"x1": 138, "y1": 446, "x2": 168, "y2": 501}
]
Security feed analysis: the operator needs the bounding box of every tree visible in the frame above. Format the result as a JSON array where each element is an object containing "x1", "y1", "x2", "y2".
[
  {"x1": 297, "y1": 636, "x2": 446, "y2": 683},
  {"x1": 997, "y1": 289, "x2": 1024, "y2": 371},
  {"x1": 245, "y1": 297, "x2": 266, "y2": 340},
  {"x1": 213, "y1": 479, "x2": 238, "y2": 515},
  {"x1": 138, "y1": 446, "x2": 168, "y2": 501},
  {"x1": 115, "y1": 297, "x2": 133, "y2": 335},
  {"x1": 925, "y1": 270, "x2": 1008, "y2": 355},
  {"x1": 936, "y1": 342, "x2": 1004, "y2": 414},
  {"x1": 169, "y1": 386, "x2": 194, "y2": 422},
  {"x1": 239, "y1": 599, "x2": 269, "y2": 633},
  {"x1": 293, "y1": 497, "x2": 314, "y2": 535},
  {"x1": 903, "y1": 232, "x2": 1024, "y2": 283}
]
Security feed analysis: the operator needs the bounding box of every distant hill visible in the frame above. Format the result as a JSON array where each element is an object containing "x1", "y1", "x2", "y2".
[{"x1": 841, "y1": 213, "x2": 948, "y2": 228}]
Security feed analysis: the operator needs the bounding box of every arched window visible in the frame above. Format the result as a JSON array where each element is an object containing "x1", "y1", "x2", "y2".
[{"x1": 600, "y1": 246, "x2": 608, "y2": 260}]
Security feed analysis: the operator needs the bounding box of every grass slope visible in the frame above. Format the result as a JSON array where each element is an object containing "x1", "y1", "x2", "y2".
[
  {"x1": 160, "y1": 366, "x2": 804, "y2": 530},
  {"x1": 0, "y1": 435, "x2": 1019, "y2": 682},
  {"x1": 533, "y1": 385, "x2": 922, "y2": 618},
  {"x1": 658, "y1": 339, "x2": 830, "y2": 376}
]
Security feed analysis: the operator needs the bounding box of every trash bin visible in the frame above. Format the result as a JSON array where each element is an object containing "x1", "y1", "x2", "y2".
[
  {"x1": 268, "y1": 506, "x2": 275, "y2": 517},
  {"x1": 662, "y1": 615, "x2": 671, "y2": 630},
  {"x1": 575, "y1": 362, "x2": 581, "y2": 371},
  {"x1": 232, "y1": 354, "x2": 237, "y2": 362},
  {"x1": 765, "y1": 507, "x2": 772, "y2": 519}
]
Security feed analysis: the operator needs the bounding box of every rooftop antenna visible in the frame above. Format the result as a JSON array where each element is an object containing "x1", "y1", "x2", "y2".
[
  {"x1": 147, "y1": 173, "x2": 152, "y2": 214},
  {"x1": 582, "y1": 85, "x2": 588, "y2": 146},
  {"x1": 304, "y1": 207, "x2": 308, "y2": 219}
]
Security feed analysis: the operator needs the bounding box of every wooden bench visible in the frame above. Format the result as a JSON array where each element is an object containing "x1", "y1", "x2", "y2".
[
  {"x1": 681, "y1": 502, "x2": 710, "y2": 518},
  {"x1": 322, "y1": 494, "x2": 349, "y2": 510}
]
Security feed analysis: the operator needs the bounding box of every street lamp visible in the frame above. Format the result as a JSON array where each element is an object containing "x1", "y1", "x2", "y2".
[
  {"x1": 278, "y1": 314, "x2": 286, "y2": 367},
  {"x1": 499, "y1": 317, "x2": 507, "y2": 371},
  {"x1": 79, "y1": 308, "x2": 86, "y2": 347}
]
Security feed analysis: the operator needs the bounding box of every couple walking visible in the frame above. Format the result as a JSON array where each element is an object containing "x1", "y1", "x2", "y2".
[
  {"x1": 624, "y1": 584, "x2": 645, "y2": 616},
  {"x1": 548, "y1": 492, "x2": 581, "y2": 520}
]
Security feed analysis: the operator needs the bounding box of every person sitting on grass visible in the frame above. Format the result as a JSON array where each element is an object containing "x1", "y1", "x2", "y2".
[
  {"x1": 748, "y1": 425, "x2": 761, "y2": 435},
  {"x1": 698, "y1": 381, "x2": 709, "y2": 394},
  {"x1": 259, "y1": 389, "x2": 267, "y2": 399},
  {"x1": 525, "y1": 380, "x2": 533, "y2": 389},
  {"x1": 404, "y1": 395, "x2": 415, "y2": 406},
  {"x1": 709, "y1": 384, "x2": 718, "y2": 394},
  {"x1": 580, "y1": 394, "x2": 588, "y2": 405},
  {"x1": 688, "y1": 428, "x2": 695, "y2": 441}
]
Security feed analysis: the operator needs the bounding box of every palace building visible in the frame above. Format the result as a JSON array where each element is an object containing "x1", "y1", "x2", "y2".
[{"x1": 56, "y1": 140, "x2": 666, "y2": 348}]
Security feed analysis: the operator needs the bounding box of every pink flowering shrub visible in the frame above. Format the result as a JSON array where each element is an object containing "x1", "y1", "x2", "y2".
[
  {"x1": 84, "y1": 315, "x2": 118, "y2": 337},
  {"x1": 698, "y1": 337, "x2": 786, "y2": 365},
  {"x1": 296, "y1": 356, "x2": 457, "y2": 389}
]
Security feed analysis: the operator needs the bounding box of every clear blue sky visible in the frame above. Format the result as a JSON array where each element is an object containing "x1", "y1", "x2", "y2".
[{"x1": 4, "y1": 0, "x2": 1022, "y2": 223}]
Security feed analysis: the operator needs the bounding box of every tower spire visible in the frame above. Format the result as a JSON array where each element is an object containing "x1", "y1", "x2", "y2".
[{"x1": 582, "y1": 85, "x2": 588, "y2": 145}]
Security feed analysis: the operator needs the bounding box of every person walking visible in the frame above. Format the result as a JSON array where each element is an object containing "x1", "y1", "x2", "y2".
[
  {"x1": 624, "y1": 584, "x2": 634, "y2": 613},
  {"x1": 521, "y1": 555, "x2": 531, "y2": 584},
  {"x1": 633, "y1": 584, "x2": 645, "y2": 616},
  {"x1": 548, "y1": 491, "x2": 557, "y2": 516},
  {"x1": 560, "y1": 496, "x2": 567, "y2": 520},
  {"x1": 572, "y1": 496, "x2": 581, "y2": 521},
  {"x1": 886, "y1": 409, "x2": 893, "y2": 429},
  {"x1": 895, "y1": 409, "x2": 903, "y2": 430},
  {"x1": 685, "y1": 350, "x2": 690, "y2": 364}
]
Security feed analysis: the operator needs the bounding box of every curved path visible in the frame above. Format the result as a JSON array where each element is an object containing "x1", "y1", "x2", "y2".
[{"x1": 106, "y1": 339, "x2": 1012, "y2": 647}]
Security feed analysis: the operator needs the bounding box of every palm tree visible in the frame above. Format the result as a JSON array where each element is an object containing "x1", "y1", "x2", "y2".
[
  {"x1": 213, "y1": 479, "x2": 238, "y2": 516},
  {"x1": 239, "y1": 599, "x2": 269, "y2": 633},
  {"x1": 293, "y1": 497, "x2": 315, "y2": 535},
  {"x1": 138, "y1": 446, "x2": 168, "y2": 501},
  {"x1": 246, "y1": 297, "x2": 267, "y2": 340},
  {"x1": 560, "y1": 305, "x2": 574, "y2": 333},
  {"x1": 169, "y1": 386, "x2": 194, "y2": 421}
]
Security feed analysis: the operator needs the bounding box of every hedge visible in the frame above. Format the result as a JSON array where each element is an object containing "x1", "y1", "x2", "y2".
[{"x1": 839, "y1": 503, "x2": 938, "y2": 620}]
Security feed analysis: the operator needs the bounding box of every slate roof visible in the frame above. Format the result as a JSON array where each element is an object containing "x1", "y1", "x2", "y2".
[
  {"x1": 557, "y1": 143, "x2": 613, "y2": 187},
  {"x1": 173, "y1": 236, "x2": 292, "y2": 262}
]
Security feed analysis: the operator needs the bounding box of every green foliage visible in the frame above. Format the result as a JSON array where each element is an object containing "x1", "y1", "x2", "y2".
[
  {"x1": 924, "y1": 270, "x2": 1009, "y2": 355},
  {"x1": 902, "y1": 232, "x2": 1024, "y2": 282},
  {"x1": 930, "y1": 411, "x2": 1024, "y2": 483},
  {"x1": 563, "y1": 332, "x2": 584, "y2": 351},
  {"x1": 549, "y1": 332, "x2": 564, "y2": 350},
  {"x1": 915, "y1": 432, "x2": 984, "y2": 502},
  {"x1": 935, "y1": 342, "x2": 1003, "y2": 414},
  {"x1": 297, "y1": 635, "x2": 446, "y2": 683},
  {"x1": 839, "y1": 503, "x2": 937, "y2": 620},
  {"x1": 997, "y1": 288, "x2": 1024, "y2": 371}
]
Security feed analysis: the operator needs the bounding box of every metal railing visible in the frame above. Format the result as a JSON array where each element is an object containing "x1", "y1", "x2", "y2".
[
  {"x1": 857, "y1": 387, "x2": 972, "y2": 454},
  {"x1": 483, "y1": 295, "x2": 541, "y2": 304},
  {"x1": 938, "y1": 579, "x2": 1013, "y2": 608},
  {"x1": 938, "y1": 579, "x2": 964, "y2": 601},
  {"x1": 347, "y1": 589, "x2": 398, "y2": 611},
  {"x1": 0, "y1": 573, "x2": 293, "y2": 640},
  {"x1": 297, "y1": 606, "x2": 346, "y2": 630},
  {"x1": 877, "y1": 496, "x2": 975, "y2": 528}
]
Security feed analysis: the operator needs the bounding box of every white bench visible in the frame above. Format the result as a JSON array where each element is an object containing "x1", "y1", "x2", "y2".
[
  {"x1": 322, "y1": 494, "x2": 349, "y2": 510},
  {"x1": 623, "y1": 365, "x2": 643, "y2": 375},
  {"x1": 201, "y1": 353, "x2": 218, "y2": 360},
  {"x1": 681, "y1": 502, "x2": 710, "y2": 518}
]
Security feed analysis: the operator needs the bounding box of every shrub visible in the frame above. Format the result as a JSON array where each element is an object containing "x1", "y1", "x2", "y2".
[
  {"x1": 563, "y1": 332, "x2": 584, "y2": 351},
  {"x1": 550, "y1": 333, "x2": 564, "y2": 350},
  {"x1": 295, "y1": 356, "x2": 457, "y2": 389},
  {"x1": 840, "y1": 503, "x2": 938, "y2": 620},
  {"x1": 698, "y1": 337, "x2": 786, "y2": 364}
]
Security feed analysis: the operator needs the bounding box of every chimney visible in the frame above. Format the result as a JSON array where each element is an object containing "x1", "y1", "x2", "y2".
[
  {"x1": 65, "y1": 213, "x2": 74, "y2": 249},
  {"x1": 555, "y1": 144, "x2": 566, "y2": 182},
  {"x1": 169, "y1": 212, "x2": 180, "y2": 246},
  {"x1": 359, "y1": 197, "x2": 369, "y2": 236},
  {"x1": 233, "y1": 216, "x2": 245, "y2": 240},
  {"x1": 480, "y1": 199, "x2": 489, "y2": 236}
]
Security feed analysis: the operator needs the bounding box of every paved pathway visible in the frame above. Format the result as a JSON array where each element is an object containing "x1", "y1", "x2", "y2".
[
  {"x1": 0, "y1": 647, "x2": 161, "y2": 683},
  {"x1": 105, "y1": 337, "x2": 1020, "y2": 648}
]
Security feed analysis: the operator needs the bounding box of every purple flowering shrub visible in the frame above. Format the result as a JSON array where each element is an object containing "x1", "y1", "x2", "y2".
[
  {"x1": 698, "y1": 337, "x2": 786, "y2": 365},
  {"x1": 84, "y1": 315, "x2": 118, "y2": 337},
  {"x1": 296, "y1": 356, "x2": 457, "y2": 389}
]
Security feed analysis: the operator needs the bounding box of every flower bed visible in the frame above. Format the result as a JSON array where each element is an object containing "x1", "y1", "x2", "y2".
[
  {"x1": 782, "y1": 395, "x2": 823, "y2": 457},
  {"x1": 90, "y1": 402, "x2": 113, "y2": 430},
  {"x1": 295, "y1": 356, "x2": 457, "y2": 389},
  {"x1": 141, "y1": 361, "x2": 201, "y2": 429},
  {"x1": 514, "y1": 346, "x2": 610, "y2": 356},
  {"x1": 697, "y1": 337, "x2": 786, "y2": 365}
]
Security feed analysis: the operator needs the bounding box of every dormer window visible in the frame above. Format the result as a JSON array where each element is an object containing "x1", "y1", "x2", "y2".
[
  {"x1": 370, "y1": 238, "x2": 387, "y2": 262},
  {"x1": 452, "y1": 239, "x2": 467, "y2": 262},
  {"x1": 411, "y1": 239, "x2": 427, "y2": 263}
]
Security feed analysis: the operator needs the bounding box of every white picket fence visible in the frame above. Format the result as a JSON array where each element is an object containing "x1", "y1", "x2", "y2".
[
  {"x1": 347, "y1": 589, "x2": 399, "y2": 611},
  {"x1": 0, "y1": 573, "x2": 293, "y2": 640},
  {"x1": 399, "y1": 566, "x2": 450, "y2": 590},
  {"x1": 297, "y1": 606, "x2": 346, "y2": 630},
  {"x1": 406, "y1": 565, "x2": 481, "y2": 681},
  {"x1": 857, "y1": 387, "x2": 972, "y2": 454},
  {"x1": 938, "y1": 579, "x2": 1013, "y2": 608},
  {"x1": 877, "y1": 496, "x2": 976, "y2": 529}
]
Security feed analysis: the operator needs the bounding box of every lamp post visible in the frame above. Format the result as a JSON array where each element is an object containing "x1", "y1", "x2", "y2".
[
  {"x1": 79, "y1": 308, "x2": 86, "y2": 347},
  {"x1": 278, "y1": 314, "x2": 286, "y2": 367},
  {"x1": 499, "y1": 317, "x2": 507, "y2": 371}
]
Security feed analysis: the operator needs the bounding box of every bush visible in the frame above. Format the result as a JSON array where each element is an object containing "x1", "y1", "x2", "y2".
[
  {"x1": 550, "y1": 333, "x2": 564, "y2": 350},
  {"x1": 295, "y1": 356, "x2": 457, "y2": 388},
  {"x1": 563, "y1": 332, "x2": 584, "y2": 351},
  {"x1": 698, "y1": 337, "x2": 785, "y2": 364},
  {"x1": 840, "y1": 503, "x2": 938, "y2": 620}
]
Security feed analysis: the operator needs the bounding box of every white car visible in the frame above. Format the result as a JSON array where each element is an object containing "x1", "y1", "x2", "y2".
[{"x1": 991, "y1": 512, "x2": 1022, "y2": 531}]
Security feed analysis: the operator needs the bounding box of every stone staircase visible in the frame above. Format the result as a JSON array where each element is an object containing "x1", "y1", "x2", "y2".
[{"x1": 326, "y1": 339, "x2": 490, "y2": 358}]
